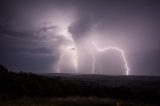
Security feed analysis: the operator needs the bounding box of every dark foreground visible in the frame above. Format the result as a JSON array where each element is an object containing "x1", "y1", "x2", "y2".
[
  {"x1": 0, "y1": 97, "x2": 158, "y2": 106},
  {"x1": 0, "y1": 65, "x2": 160, "y2": 106}
]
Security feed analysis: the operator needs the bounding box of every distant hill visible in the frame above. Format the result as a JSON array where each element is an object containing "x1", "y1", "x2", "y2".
[{"x1": 44, "y1": 73, "x2": 160, "y2": 87}]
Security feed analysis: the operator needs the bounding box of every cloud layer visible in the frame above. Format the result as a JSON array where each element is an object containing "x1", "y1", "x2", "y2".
[{"x1": 0, "y1": 0, "x2": 160, "y2": 75}]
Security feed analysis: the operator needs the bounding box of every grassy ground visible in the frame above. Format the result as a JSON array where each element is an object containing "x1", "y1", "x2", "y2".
[{"x1": 0, "y1": 97, "x2": 158, "y2": 106}]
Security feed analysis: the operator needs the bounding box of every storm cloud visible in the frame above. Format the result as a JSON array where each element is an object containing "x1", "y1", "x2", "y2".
[{"x1": 0, "y1": 0, "x2": 160, "y2": 75}]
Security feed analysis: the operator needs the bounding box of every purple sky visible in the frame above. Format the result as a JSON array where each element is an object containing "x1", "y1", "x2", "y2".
[{"x1": 0, "y1": 0, "x2": 160, "y2": 75}]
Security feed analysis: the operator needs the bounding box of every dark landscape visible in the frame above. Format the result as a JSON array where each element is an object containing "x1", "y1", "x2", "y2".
[{"x1": 0, "y1": 65, "x2": 160, "y2": 106}]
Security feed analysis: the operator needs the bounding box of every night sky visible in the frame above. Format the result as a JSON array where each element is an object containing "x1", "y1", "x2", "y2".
[{"x1": 0, "y1": 0, "x2": 160, "y2": 75}]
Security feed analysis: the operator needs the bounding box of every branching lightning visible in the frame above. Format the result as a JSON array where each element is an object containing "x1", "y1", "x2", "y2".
[
  {"x1": 57, "y1": 38, "x2": 130, "y2": 75},
  {"x1": 54, "y1": 25, "x2": 130, "y2": 75},
  {"x1": 92, "y1": 42, "x2": 130, "y2": 75}
]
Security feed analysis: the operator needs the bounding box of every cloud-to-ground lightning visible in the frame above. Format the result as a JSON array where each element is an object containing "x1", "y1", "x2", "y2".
[
  {"x1": 57, "y1": 45, "x2": 78, "y2": 73},
  {"x1": 57, "y1": 39, "x2": 130, "y2": 75},
  {"x1": 52, "y1": 23, "x2": 129, "y2": 75},
  {"x1": 70, "y1": 45, "x2": 78, "y2": 73},
  {"x1": 92, "y1": 42, "x2": 130, "y2": 75},
  {"x1": 57, "y1": 47, "x2": 67, "y2": 73},
  {"x1": 56, "y1": 26, "x2": 79, "y2": 73},
  {"x1": 99, "y1": 63, "x2": 102, "y2": 74},
  {"x1": 87, "y1": 47, "x2": 96, "y2": 74}
]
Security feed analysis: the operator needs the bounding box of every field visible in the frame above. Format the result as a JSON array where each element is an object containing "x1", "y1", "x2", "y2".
[
  {"x1": 0, "y1": 97, "x2": 158, "y2": 106},
  {"x1": 0, "y1": 65, "x2": 160, "y2": 106}
]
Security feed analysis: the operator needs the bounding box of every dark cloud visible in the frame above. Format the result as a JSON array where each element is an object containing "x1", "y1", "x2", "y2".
[
  {"x1": 69, "y1": 16, "x2": 94, "y2": 41},
  {"x1": 0, "y1": 52, "x2": 56, "y2": 73},
  {"x1": 130, "y1": 49, "x2": 160, "y2": 75},
  {"x1": 28, "y1": 47, "x2": 52, "y2": 54}
]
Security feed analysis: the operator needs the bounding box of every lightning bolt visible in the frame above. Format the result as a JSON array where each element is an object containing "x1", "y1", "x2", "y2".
[
  {"x1": 57, "y1": 45, "x2": 78, "y2": 73},
  {"x1": 92, "y1": 42, "x2": 130, "y2": 75},
  {"x1": 72, "y1": 46, "x2": 78, "y2": 73},
  {"x1": 54, "y1": 24, "x2": 129, "y2": 75},
  {"x1": 57, "y1": 40, "x2": 130, "y2": 75},
  {"x1": 55, "y1": 25, "x2": 79, "y2": 73},
  {"x1": 87, "y1": 47, "x2": 96, "y2": 74},
  {"x1": 57, "y1": 47, "x2": 67, "y2": 73},
  {"x1": 99, "y1": 63, "x2": 102, "y2": 74}
]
